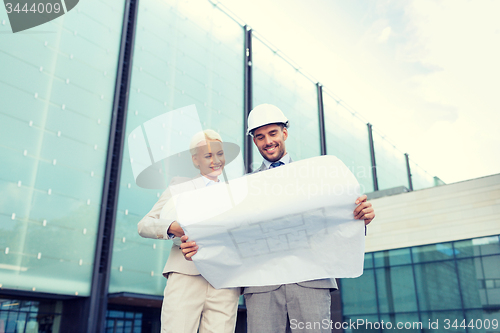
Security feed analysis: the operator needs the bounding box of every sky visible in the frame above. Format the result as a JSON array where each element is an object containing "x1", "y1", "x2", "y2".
[{"x1": 217, "y1": 0, "x2": 500, "y2": 184}]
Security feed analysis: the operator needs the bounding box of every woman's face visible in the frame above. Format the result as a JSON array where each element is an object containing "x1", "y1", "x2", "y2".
[{"x1": 192, "y1": 140, "x2": 225, "y2": 181}]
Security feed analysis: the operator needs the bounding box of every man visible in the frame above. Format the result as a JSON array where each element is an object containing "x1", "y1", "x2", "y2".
[
  {"x1": 182, "y1": 104, "x2": 375, "y2": 333},
  {"x1": 138, "y1": 130, "x2": 239, "y2": 333}
]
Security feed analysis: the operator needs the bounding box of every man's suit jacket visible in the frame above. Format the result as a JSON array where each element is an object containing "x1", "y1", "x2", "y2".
[
  {"x1": 137, "y1": 176, "x2": 206, "y2": 277},
  {"x1": 243, "y1": 160, "x2": 338, "y2": 294}
]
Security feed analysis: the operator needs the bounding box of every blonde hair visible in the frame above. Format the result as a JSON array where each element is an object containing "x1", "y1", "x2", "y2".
[{"x1": 189, "y1": 129, "x2": 223, "y2": 155}]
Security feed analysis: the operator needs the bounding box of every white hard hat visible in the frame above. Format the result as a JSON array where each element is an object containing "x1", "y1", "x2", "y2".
[{"x1": 247, "y1": 104, "x2": 289, "y2": 136}]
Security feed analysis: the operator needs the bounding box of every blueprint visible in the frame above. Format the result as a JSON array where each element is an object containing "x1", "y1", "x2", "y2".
[{"x1": 172, "y1": 155, "x2": 366, "y2": 289}]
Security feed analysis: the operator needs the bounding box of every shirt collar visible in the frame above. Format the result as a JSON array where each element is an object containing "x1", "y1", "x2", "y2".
[
  {"x1": 201, "y1": 174, "x2": 220, "y2": 186},
  {"x1": 263, "y1": 153, "x2": 290, "y2": 170}
]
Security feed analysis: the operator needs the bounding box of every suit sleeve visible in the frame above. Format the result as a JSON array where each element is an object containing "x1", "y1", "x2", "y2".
[{"x1": 137, "y1": 181, "x2": 178, "y2": 240}]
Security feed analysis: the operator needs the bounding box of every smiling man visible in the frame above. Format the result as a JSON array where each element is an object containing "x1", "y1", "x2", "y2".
[
  {"x1": 182, "y1": 104, "x2": 375, "y2": 333},
  {"x1": 243, "y1": 104, "x2": 375, "y2": 333}
]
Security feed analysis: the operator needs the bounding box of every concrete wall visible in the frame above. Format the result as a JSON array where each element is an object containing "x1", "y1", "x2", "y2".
[{"x1": 365, "y1": 174, "x2": 500, "y2": 252}]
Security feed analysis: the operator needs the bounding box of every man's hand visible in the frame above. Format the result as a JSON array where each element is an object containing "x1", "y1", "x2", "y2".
[
  {"x1": 180, "y1": 235, "x2": 198, "y2": 261},
  {"x1": 167, "y1": 221, "x2": 185, "y2": 238},
  {"x1": 354, "y1": 194, "x2": 375, "y2": 225}
]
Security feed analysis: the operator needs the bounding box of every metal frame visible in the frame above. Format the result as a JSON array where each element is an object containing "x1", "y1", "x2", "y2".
[
  {"x1": 405, "y1": 153, "x2": 413, "y2": 191},
  {"x1": 367, "y1": 123, "x2": 379, "y2": 191},
  {"x1": 87, "y1": 0, "x2": 139, "y2": 331},
  {"x1": 370, "y1": 253, "x2": 382, "y2": 325},
  {"x1": 316, "y1": 83, "x2": 327, "y2": 156},
  {"x1": 451, "y1": 242, "x2": 469, "y2": 333},
  {"x1": 243, "y1": 25, "x2": 253, "y2": 173}
]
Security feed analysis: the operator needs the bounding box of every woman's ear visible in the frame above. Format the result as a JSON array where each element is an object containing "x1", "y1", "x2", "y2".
[{"x1": 192, "y1": 154, "x2": 199, "y2": 169}]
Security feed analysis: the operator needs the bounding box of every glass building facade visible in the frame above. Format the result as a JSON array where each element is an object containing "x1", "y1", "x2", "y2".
[
  {"x1": 0, "y1": 0, "x2": 467, "y2": 332},
  {"x1": 0, "y1": 0, "x2": 125, "y2": 297},
  {"x1": 341, "y1": 236, "x2": 500, "y2": 333}
]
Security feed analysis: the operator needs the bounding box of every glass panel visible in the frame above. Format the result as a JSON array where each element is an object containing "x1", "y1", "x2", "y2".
[
  {"x1": 0, "y1": 0, "x2": 125, "y2": 295},
  {"x1": 454, "y1": 239, "x2": 482, "y2": 258},
  {"x1": 372, "y1": 131, "x2": 408, "y2": 191},
  {"x1": 409, "y1": 159, "x2": 435, "y2": 191},
  {"x1": 474, "y1": 236, "x2": 500, "y2": 256},
  {"x1": 457, "y1": 258, "x2": 485, "y2": 308},
  {"x1": 364, "y1": 253, "x2": 374, "y2": 269},
  {"x1": 116, "y1": 320, "x2": 124, "y2": 333},
  {"x1": 455, "y1": 237, "x2": 500, "y2": 258},
  {"x1": 323, "y1": 93, "x2": 374, "y2": 193},
  {"x1": 376, "y1": 266, "x2": 418, "y2": 313},
  {"x1": 252, "y1": 37, "x2": 320, "y2": 169},
  {"x1": 124, "y1": 320, "x2": 133, "y2": 333},
  {"x1": 19, "y1": 301, "x2": 30, "y2": 312},
  {"x1": 482, "y1": 255, "x2": 500, "y2": 305},
  {"x1": 374, "y1": 248, "x2": 412, "y2": 267},
  {"x1": 0, "y1": 298, "x2": 59, "y2": 333},
  {"x1": 341, "y1": 269, "x2": 378, "y2": 315},
  {"x1": 412, "y1": 243, "x2": 455, "y2": 263},
  {"x1": 106, "y1": 320, "x2": 115, "y2": 332},
  {"x1": 107, "y1": 310, "x2": 124, "y2": 318},
  {"x1": 16, "y1": 312, "x2": 28, "y2": 332},
  {"x1": 109, "y1": 0, "x2": 244, "y2": 295},
  {"x1": 414, "y1": 261, "x2": 461, "y2": 311}
]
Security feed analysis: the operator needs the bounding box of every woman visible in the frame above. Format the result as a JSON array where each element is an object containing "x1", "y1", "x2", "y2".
[{"x1": 137, "y1": 129, "x2": 240, "y2": 333}]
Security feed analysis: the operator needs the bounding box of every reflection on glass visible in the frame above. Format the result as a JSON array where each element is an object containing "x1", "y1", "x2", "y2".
[
  {"x1": 252, "y1": 37, "x2": 320, "y2": 169},
  {"x1": 343, "y1": 236, "x2": 500, "y2": 329},
  {"x1": 412, "y1": 243, "x2": 455, "y2": 263},
  {"x1": 372, "y1": 131, "x2": 408, "y2": 191},
  {"x1": 323, "y1": 92, "x2": 374, "y2": 193},
  {"x1": 0, "y1": 0, "x2": 125, "y2": 295},
  {"x1": 376, "y1": 266, "x2": 418, "y2": 313},
  {"x1": 457, "y1": 258, "x2": 484, "y2": 308},
  {"x1": 364, "y1": 253, "x2": 374, "y2": 269},
  {"x1": 409, "y1": 159, "x2": 435, "y2": 191},
  {"x1": 374, "y1": 248, "x2": 412, "y2": 267},
  {"x1": 414, "y1": 261, "x2": 462, "y2": 311},
  {"x1": 341, "y1": 269, "x2": 378, "y2": 316}
]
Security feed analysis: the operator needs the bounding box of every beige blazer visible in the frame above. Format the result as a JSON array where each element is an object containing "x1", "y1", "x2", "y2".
[{"x1": 137, "y1": 176, "x2": 206, "y2": 277}]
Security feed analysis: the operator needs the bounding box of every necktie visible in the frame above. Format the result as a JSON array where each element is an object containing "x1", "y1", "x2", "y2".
[{"x1": 270, "y1": 161, "x2": 284, "y2": 169}]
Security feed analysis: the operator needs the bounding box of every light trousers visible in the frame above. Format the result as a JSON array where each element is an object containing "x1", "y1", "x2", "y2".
[{"x1": 161, "y1": 272, "x2": 240, "y2": 333}]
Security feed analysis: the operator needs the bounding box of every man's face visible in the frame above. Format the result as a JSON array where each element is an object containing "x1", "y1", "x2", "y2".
[
  {"x1": 253, "y1": 124, "x2": 288, "y2": 162},
  {"x1": 192, "y1": 140, "x2": 225, "y2": 181}
]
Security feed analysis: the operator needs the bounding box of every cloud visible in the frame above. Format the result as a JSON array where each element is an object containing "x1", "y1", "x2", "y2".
[
  {"x1": 217, "y1": 0, "x2": 500, "y2": 183},
  {"x1": 378, "y1": 26, "x2": 391, "y2": 42}
]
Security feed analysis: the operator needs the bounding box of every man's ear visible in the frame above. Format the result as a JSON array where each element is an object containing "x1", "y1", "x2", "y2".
[
  {"x1": 282, "y1": 127, "x2": 288, "y2": 141},
  {"x1": 253, "y1": 136, "x2": 257, "y2": 145}
]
